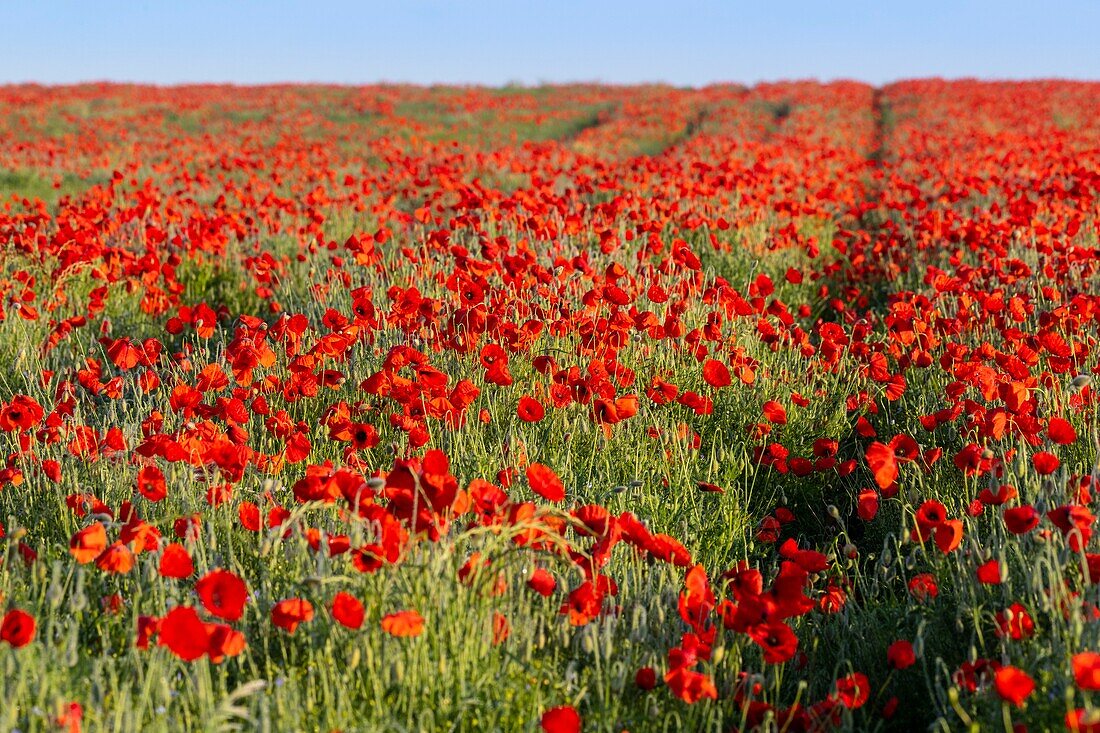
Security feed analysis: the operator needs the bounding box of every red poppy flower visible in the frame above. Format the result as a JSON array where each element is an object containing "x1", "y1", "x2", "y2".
[
  {"x1": 526, "y1": 463, "x2": 565, "y2": 502},
  {"x1": 95, "y1": 542, "x2": 134, "y2": 574},
  {"x1": 527, "y1": 568, "x2": 557, "y2": 596},
  {"x1": 0, "y1": 609, "x2": 35, "y2": 648},
  {"x1": 833, "y1": 672, "x2": 870, "y2": 709},
  {"x1": 541, "y1": 706, "x2": 581, "y2": 733},
  {"x1": 54, "y1": 701, "x2": 83, "y2": 733},
  {"x1": 993, "y1": 666, "x2": 1033, "y2": 707},
  {"x1": 69, "y1": 523, "x2": 108, "y2": 564},
  {"x1": 348, "y1": 423, "x2": 379, "y2": 451},
  {"x1": 381, "y1": 609, "x2": 424, "y2": 637},
  {"x1": 330, "y1": 592, "x2": 365, "y2": 630},
  {"x1": 195, "y1": 570, "x2": 248, "y2": 621},
  {"x1": 1048, "y1": 417, "x2": 1077, "y2": 445},
  {"x1": 908, "y1": 573, "x2": 939, "y2": 602},
  {"x1": 857, "y1": 489, "x2": 879, "y2": 521},
  {"x1": 136, "y1": 615, "x2": 159, "y2": 650},
  {"x1": 933, "y1": 520, "x2": 963, "y2": 553},
  {"x1": 914, "y1": 500, "x2": 946, "y2": 529},
  {"x1": 158, "y1": 543, "x2": 194, "y2": 578},
  {"x1": 663, "y1": 667, "x2": 718, "y2": 703},
  {"x1": 517, "y1": 396, "x2": 546, "y2": 422},
  {"x1": 136, "y1": 465, "x2": 167, "y2": 502},
  {"x1": 976, "y1": 559, "x2": 1004, "y2": 585},
  {"x1": 492, "y1": 612, "x2": 510, "y2": 645},
  {"x1": 865, "y1": 442, "x2": 898, "y2": 489},
  {"x1": 0, "y1": 395, "x2": 44, "y2": 432},
  {"x1": 271, "y1": 598, "x2": 314, "y2": 634},
  {"x1": 158, "y1": 606, "x2": 210, "y2": 662},
  {"x1": 207, "y1": 623, "x2": 247, "y2": 663},
  {"x1": 762, "y1": 401, "x2": 787, "y2": 425},
  {"x1": 1066, "y1": 709, "x2": 1100, "y2": 732},
  {"x1": 1003, "y1": 505, "x2": 1040, "y2": 534},
  {"x1": 887, "y1": 640, "x2": 915, "y2": 670},
  {"x1": 994, "y1": 604, "x2": 1034, "y2": 641},
  {"x1": 238, "y1": 502, "x2": 262, "y2": 532},
  {"x1": 1074, "y1": 652, "x2": 1100, "y2": 690},
  {"x1": 1048, "y1": 504, "x2": 1096, "y2": 551},
  {"x1": 1033, "y1": 451, "x2": 1060, "y2": 475},
  {"x1": 979, "y1": 484, "x2": 1018, "y2": 506},
  {"x1": 701, "y1": 359, "x2": 731, "y2": 388},
  {"x1": 749, "y1": 621, "x2": 799, "y2": 663}
]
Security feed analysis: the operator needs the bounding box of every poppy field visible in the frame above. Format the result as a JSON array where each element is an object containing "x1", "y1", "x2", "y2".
[{"x1": 0, "y1": 79, "x2": 1098, "y2": 731}]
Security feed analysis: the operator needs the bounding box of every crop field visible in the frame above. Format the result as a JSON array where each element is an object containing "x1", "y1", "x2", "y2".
[{"x1": 0, "y1": 80, "x2": 1098, "y2": 732}]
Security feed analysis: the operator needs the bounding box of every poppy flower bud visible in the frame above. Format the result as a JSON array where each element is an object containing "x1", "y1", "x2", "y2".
[
  {"x1": 635, "y1": 666, "x2": 658, "y2": 690},
  {"x1": 1071, "y1": 374, "x2": 1093, "y2": 390}
]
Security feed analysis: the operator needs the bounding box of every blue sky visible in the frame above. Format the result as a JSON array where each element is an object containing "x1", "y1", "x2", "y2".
[{"x1": 2, "y1": 1, "x2": 1098, "y2": 86}]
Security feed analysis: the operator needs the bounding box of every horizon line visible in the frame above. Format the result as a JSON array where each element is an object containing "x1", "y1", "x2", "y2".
[{"x1": 4, "y1": 75, "x2": 1099, "y2": 91}]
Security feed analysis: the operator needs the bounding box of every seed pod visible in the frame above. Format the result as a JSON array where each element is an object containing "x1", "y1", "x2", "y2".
[
  {"x1": 70, "y1": 570, "x2": 88, "y2": 612},
  {"x1": 46, "y1": 565, "x2": 66, "y2": 608},
  {"x1": 565, "y1": 661, "x2": 579, "y2": 686}
]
